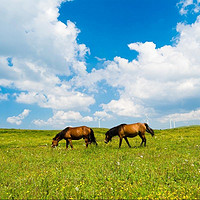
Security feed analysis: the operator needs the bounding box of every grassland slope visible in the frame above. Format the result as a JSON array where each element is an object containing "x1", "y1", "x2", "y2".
[{"x1": 0, "y1": 126, "x2": 199, "y2": 199}]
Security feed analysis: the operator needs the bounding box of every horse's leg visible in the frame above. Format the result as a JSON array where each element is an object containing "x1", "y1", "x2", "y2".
[
  {"x1": 119, "y1": 138, "x2": 123, "y2": 148},
  {"x1": 124, "y1": 137, "x2": 131, "y2": 148},
  {"x1": 87, "y1": 135, "x2": 92, "y2": 144},
  {"x1": 68, "y1": 139, "x2": 73, "y2": 149},
  {"x1": 139, "y1": 132, "x2": 146, "y2": 147},
  {"x1": 143, "y1": 136, "x2": 147, "y2": 147},
  {"x1": 138, "y1": 132, "x2": 144, "y2": 146},
  {"x1": 141, "y1": 133, "x2": 147, "y2": 147},
  {"x1": 85, "y1": 138, "x2": 89, "y2": 148},
  {"x1": 66, "y1": 139, "x2": 69, "y2": 149}
]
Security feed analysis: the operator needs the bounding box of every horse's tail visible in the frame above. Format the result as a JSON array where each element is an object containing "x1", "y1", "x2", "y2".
[
  {"x1": 89, "y1": 128, "x2": 98, "y2": 146},
  {"x1": 144, "y1": 123, "x2": 154, "y2": 136}
]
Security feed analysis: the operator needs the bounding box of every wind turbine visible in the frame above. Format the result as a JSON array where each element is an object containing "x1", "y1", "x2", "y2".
[
  {"x1": 170, "y1": 119, "x2": 172, "y2": 129},
  {"x1": 98, "y1": 117, "x2": 103, "y2": 128},
  {"x1": 173, "y1": 121, "x2": 176, "y2": 128},
  {"x1": 145, "y1": 114, "x2": 149, "y2": 124}
]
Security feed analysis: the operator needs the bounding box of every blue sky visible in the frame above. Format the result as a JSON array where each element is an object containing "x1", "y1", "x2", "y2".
[
  {"x1": 59, "y1": 0, "x2": 180, "y2": 62},
  {"x1": 1, "y1": 0, "x2": 200, "y2": 129}
]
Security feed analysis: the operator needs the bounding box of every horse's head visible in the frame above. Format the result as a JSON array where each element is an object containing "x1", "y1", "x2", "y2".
[
  {"x1": 105, "y1": 125, "x2": 122, "y2": 144},
  {"x1": 51, "y1": 137, "x2": 59, "y2": 148},
  {"x1": 104, "y1": 131, "x2": 112, "y2": 144}
]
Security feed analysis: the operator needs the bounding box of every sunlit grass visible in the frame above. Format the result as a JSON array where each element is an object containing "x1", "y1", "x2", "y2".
[{"x1": 0, "y1": 127, "x2": 199, "y2": 199}]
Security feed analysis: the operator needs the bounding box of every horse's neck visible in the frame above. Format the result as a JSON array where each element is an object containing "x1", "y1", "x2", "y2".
[
  {"x1": 57, "y1": 131, "x2": 65, "y2": 141},
  {"x1": 111, "y1": 130, "x2": 119, "y2": 137},
  {"x1": 57, "y1": 137, "x2": 63, "y2": 141},
  {"x1": 59, "y1": 128, "x2": 69, "y2": 139}
]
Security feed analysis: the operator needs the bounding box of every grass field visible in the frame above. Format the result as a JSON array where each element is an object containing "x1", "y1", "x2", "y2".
[{"x1": 0, "y1": 126, "x2": 199, "y2": 199}]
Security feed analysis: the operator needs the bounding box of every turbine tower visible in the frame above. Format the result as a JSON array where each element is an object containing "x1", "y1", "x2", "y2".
[
  {"x1": 145, "y1": 114, "x2": 149, "y2": 124},
  {"x1": 98, "y1": 117, "x2": 103, "y2": 128},
  {"x1": 170, "y1": 119, "x2": 172, "y2": 129},
  {"x1": 173, "y1": 121, "x2": 176, "y2": 128}
]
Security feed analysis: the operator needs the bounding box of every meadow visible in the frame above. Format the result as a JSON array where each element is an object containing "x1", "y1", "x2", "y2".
[{"x1": 0, "y1": 126, "x2": 199, "y2": 199}]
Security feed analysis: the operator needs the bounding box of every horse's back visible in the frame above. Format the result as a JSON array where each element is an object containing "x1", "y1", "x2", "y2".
[
  {"x1": 123, "y1": 123, "x2": 146, "y2": 136},
  {"x1": 80, "y1": 126, "x2": 91, "y2": 135},
  {"x1": 67, "y1": 126, "x2": 91, "y2": 139},
  {"x1": 68, "y1": 126, "x2": 90, "y2": 131}
]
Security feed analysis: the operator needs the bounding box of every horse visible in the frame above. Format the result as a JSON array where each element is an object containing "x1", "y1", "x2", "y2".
[
  {"x1": 104, "y1": 123, "x2": 154, "y2": 148},
  {"x1": 52, "y1": 126, "x2": 98, "y2": 149}
]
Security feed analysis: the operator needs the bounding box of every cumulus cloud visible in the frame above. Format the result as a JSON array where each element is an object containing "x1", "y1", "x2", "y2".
[
  {"x1": 0, "y1": 0, "x2": 89, "y2": 75},
  {"x1": 0, "y1": 93, "x2": 8, "y2": 101},
  {"x1": 177, "y1": 0, "x2": 200, "y2": 15},
  {"x1": 2, "y1": 0, "x2": 200, "y2": 127},
  {"x1": 101, "y1": 98, "x2": 149, "y2": 118},
  {"x1": 7, "y1": 109, "x2": 31, "y2": 125},
  {"x1": 0, "y1": 88, "x2": 8, "y2": 101},
  {"x1": 15, "y1": 90, "x2": 94, "y2": 111},
  {"x1": 0, "y1": 0, "x2": 95, "y2": 116},
  {"x1": 94, "y1": 111, "x2": 112, "y2": 120},
  {"x1": 33, "y1": 110, "x2": 93, "y2": 127},
  {"x1": 72, "y1": 12, "x2": 200, "y2": 120},
  {"x1": 160, "y1": 108, "x2": 200, "y2": 123}
]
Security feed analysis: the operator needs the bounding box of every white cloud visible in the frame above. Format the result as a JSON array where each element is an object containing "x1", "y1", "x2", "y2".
[
  {"x1": 0, "y1": 88, "x2": 8, "y2": 101},
  {"x1": 0, "y1": 0, "x2": 94, "y2": 113},
  {"x1": 101, "y1": 98, "x2": 150, "y2": 118},
  {"x1": 0, "y1": 57, "x2": 95, "y2": 111},
  {"x1": 7, "y1": 109, "x2": 31, "y2": 125},
  {"x1": 177, "y1": 0, "x2": 200, "y2": 15},
  {"x1": 94, "y1": 111, "x2": 112, "y2": 119},
  {"x1": 71, "y1": 14, "x2": 200, "y2": 120},
  {"x1": 2, "y1": 0, "x2": 200, "y2": 127},
  {"x1": 0, "y1": 93, "x2": 8, "y2": 101},
  {"x1": 95, "y1": 56, "x2": 106, "y2": 61},
  {"x1": 160, "y1": 108, "x2": 200, "y2": 123},
  {"x1": 33, "y1": 110, "x2": 93, "y2": 127},
  {"x1": 15, "y1": 90, "x2": 95, "y2": 111},
  {"x1": 0, "y1": 0, "x2": 89, "y2": 75}
]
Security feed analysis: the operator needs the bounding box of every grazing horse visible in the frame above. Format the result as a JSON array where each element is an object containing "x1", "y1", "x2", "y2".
[
  {"x1": 52, "y1": 126, "x2": 98, "y2": 149},
  {"x1": 104, "y1": 123, "x2": 154, "y2": 148}
]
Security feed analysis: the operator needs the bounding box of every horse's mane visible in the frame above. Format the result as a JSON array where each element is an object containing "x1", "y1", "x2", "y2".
[
  {"x1": 107, "y1": 124, "x2": 127, "y2": 137},
  {"x1": 53, "y1": 127, "x2": 69, "y2": 140}
]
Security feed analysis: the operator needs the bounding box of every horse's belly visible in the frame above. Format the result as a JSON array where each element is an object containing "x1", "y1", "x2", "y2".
[
  {"x1": 125, "y1": 132, "x2": 138, "y2": 137},
  {"x1": 70, "y1": 135, "x2": 83, "y2": 140},
  {"x1": 65, "y1": 132, "x2": 83, "y2": 140}
]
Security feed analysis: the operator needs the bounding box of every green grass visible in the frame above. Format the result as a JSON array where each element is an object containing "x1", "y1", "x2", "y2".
[{"x1": 0, "y1": 126, "x2": 199, "y2": 199}]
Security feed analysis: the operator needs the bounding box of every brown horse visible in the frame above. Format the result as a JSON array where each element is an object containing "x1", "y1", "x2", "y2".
[
  {"x1": 52, "y1": 126, "x2": 98, "y2": 149},
  {"x1": 104, "y1": 123, "x2": 154, "y2": 148}
]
